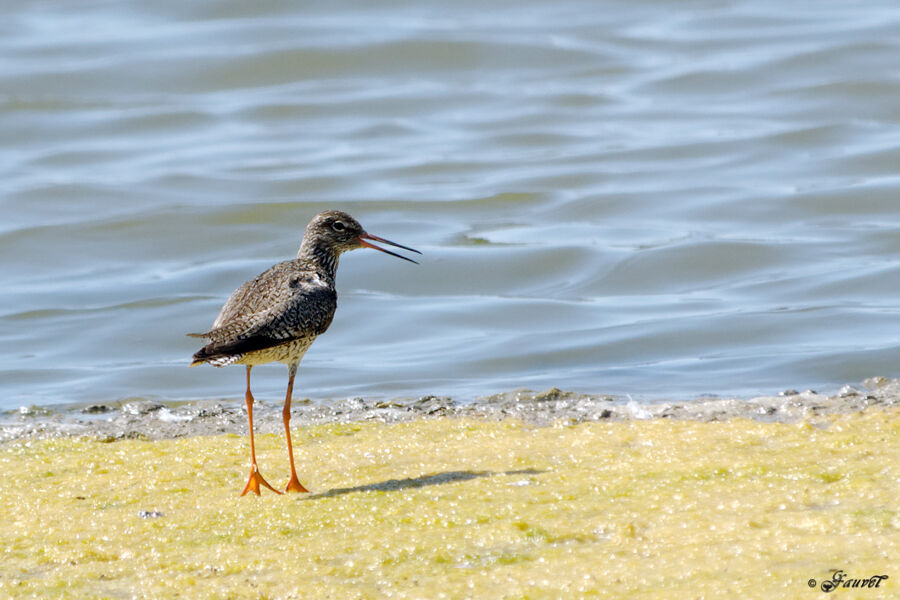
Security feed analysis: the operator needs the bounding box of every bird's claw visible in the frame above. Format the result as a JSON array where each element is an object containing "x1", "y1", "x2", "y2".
[
  {"x1": 284, "y1": 473, "x2": 310, "y2": 493},
  {"x1": 240, "y1": 465, "x2": 281, "y2": 496}
]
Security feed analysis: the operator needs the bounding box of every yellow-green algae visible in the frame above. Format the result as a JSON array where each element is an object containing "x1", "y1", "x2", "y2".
[{"x1": 1, "y1": 410, "x2": 897, "y2": 599}]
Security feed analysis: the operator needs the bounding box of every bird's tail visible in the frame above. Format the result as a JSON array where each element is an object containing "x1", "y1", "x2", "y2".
[{"x1": 188, "y1": 331, "x2": 212, "y2": 366}]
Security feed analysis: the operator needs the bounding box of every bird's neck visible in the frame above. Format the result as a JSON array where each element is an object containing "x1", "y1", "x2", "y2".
[{"x1": 297, "y1": 239, "x2": 339, "y2": 280}]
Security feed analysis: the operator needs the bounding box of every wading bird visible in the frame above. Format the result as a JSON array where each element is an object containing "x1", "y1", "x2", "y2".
[{"x1": 189, "y1": 211, "x2": 419, "y2": 495}]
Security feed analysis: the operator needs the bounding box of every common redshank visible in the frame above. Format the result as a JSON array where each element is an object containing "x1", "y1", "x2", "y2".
[{"x1": 189, "y1": 210, "x2": 419, "y2": 496}]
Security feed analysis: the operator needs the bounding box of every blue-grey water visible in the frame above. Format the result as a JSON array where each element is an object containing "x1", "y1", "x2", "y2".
[{"x1": 3, "y1": 0, "x2": 900, "y2": 411}]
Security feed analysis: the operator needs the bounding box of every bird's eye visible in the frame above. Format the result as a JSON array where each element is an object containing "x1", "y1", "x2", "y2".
[{"x1": 332, "y1": 221, "x2": 346, "y2": 232}]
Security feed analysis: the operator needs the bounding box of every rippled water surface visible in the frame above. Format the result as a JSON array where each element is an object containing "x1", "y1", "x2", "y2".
[{"x1": 3, "y1": 0, "x2": 900, "y2": 410}]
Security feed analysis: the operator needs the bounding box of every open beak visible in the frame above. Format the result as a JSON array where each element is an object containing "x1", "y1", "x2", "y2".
[{"x1": 358, "y1": 233, "x2": 421, "y2": 264}]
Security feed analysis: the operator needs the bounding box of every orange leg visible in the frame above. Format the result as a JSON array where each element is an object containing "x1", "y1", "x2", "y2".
[
  {"x1": 283, "y1": 363, "x2": 310, "y2": 493},
  {"x1": 240, "y1": 366, "x2": 281, "y2": 496}
]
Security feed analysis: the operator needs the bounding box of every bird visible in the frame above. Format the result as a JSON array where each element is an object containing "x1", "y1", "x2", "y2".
[{"x1": 188, "y1": 210, "x2": 420, "y2": 496}]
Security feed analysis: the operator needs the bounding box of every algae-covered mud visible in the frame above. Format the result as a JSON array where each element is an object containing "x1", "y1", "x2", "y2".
[{"x1": 1, "y1": 409, "x2": 896, "y2": 599}]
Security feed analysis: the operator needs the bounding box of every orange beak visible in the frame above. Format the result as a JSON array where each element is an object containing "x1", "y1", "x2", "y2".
[{"x1": 358, "y1": 233, "x2": 421, "y2": 264}]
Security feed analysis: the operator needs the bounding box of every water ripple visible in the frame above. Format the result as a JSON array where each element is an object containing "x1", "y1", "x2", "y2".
[{"x1": 3, "y1": 1, "x2": 900, "y2": 408}]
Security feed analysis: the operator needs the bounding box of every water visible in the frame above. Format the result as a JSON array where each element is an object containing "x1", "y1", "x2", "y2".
[{"x1": 3, "y1": 0, "x2": 900, "y2": 411}]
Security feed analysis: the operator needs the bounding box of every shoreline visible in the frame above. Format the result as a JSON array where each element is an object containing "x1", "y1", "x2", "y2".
[{"x1": 4, "y1": 377, "x2": 899, "y2": 441}]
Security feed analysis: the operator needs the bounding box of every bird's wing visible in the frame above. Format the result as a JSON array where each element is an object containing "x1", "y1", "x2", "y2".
[
  {"x1": 191, "y1": 262, "x2": 336, "y2": 362},
  {"x1": 212, "y1": 276, "x2": 259, "y2": 331}
]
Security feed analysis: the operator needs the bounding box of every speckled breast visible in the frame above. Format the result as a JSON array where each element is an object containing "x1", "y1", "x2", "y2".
[{"x1": 235, "y1": 336, "x2": 316, "y2": 366}]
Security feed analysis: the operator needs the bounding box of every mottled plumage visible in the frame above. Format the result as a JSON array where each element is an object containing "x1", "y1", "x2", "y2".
[
  {"x1": 189, "y1": 210, "x2": 420, "y2": 496},
  {"x1": 190, "y1": 263, "x2": 336, "y2": 367}
]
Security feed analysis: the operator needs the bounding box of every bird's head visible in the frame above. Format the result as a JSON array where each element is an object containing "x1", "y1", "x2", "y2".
[{"x1": 303, "y1": 210, "x2": 421, "y2": 264}]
